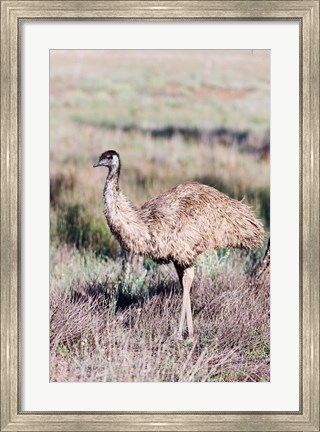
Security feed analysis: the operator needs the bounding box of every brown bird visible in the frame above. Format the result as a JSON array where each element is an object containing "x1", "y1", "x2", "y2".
[{"x1": 93, "y1": 150, "x2": 265, "y2": 339}]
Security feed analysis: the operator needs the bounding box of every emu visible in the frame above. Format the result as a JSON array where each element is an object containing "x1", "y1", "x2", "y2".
[{"x1": 93, "y1": 150, "x2": 265, "y2": 339}]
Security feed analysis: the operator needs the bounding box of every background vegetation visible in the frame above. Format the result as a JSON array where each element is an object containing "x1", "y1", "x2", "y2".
[{"x1": 50, "y1": 50, "x2": 270, "y2": 382}]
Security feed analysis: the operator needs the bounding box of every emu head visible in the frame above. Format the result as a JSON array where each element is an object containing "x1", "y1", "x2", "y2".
[{"x1": 93, "y1": 150, "x2": 120, "y2": 177}]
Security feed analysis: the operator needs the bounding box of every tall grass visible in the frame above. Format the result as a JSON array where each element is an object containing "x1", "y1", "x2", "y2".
[
  {"x1": 50, "y1": 246, "x2": 269, "y2": 382},
  {"x1": 50, "y1": 132, "x2": 270, "y2": 254}
]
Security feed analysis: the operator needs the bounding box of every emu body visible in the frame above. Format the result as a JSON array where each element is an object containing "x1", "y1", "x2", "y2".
[{"x1": 94, "y1": 150, "x2": 265, "y2": 338}]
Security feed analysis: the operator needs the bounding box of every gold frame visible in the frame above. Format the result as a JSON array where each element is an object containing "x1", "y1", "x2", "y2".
[{"x1": 1, "y1": 1, "x2": 319, "y2": 431}]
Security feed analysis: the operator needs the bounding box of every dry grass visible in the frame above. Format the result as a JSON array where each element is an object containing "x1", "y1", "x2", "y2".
[
  {"x1": 50, "y1": 50, "x2": 270, "y2": 135},
  {"x1": 50, "y1": 246, "x2": 269, "y2": 382}
]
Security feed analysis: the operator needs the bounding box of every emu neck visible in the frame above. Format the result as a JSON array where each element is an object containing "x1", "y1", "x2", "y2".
[
  {"x1": 103, "y1": 171, "x2": 149, "y2": 254},
  {"x1": 103, "y1": 171, "x2": 120, "y2": 212},
  {"x1": 107, "y1": 165, "x2": 120, "y2": 185}
]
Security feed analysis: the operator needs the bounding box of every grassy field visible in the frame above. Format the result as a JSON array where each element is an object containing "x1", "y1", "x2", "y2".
[{"x1": 50, "y1": 50, "x2": 270, "y2": 382}]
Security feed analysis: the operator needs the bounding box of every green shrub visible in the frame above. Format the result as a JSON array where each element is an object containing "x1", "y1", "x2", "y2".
[{"x1": 51, "y1": 203, "x2": 119, "y2": 258}]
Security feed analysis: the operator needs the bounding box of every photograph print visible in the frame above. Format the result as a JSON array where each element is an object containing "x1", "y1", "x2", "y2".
[{"x1": 50, "y1": 50, "x2": 270, "y2": 382}]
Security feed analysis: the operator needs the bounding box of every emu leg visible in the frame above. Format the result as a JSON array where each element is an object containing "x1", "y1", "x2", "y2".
[
  {"x1": 183, "y1": 267, "x2": 194, "y2": 339},
  {"x1": 174, "y1": 263, "x2": 185, "y2": 337},
  {"x1": 174, "y1": 264, "x2": 194, "y2": 339}
]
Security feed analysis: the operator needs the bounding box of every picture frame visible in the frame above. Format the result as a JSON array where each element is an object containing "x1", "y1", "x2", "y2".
[{"x1": 1, "y1": 1, "x2": 319, "y2": 431}]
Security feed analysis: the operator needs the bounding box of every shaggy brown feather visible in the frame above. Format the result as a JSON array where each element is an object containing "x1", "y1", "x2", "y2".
[
  {"x1": 94, "y1": 150, "x2": 265, "y2": 338},
  {"x1": 98, "y1": 152, "x2": 264, "y2": 268}
]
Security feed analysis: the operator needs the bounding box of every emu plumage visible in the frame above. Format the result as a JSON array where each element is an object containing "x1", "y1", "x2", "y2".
[{"x1": 94, "y1": 150, "x2": 265, "y2": 338}]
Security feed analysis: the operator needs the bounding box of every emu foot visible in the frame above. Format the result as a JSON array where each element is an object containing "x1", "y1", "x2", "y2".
[
  {"x1": 176, "y1": 330, "x2": 194, "y2": 342},
  {"x1": 176, "y1": 332, "x2": 184, "y2": 341}
]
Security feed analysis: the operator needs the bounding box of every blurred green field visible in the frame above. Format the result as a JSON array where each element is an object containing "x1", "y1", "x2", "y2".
[{"x1": 50, "y1": 50, "x2": 270, "y2": 382}]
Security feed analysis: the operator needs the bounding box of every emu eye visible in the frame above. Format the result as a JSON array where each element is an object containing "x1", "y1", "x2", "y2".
[{"x1": 106, "y1": 155, "x2": 113, "y2": 160}]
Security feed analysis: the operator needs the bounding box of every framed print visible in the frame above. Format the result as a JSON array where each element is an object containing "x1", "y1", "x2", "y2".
[{"x1": 1, "y1": 1, "x2": 319, "y2": 431}]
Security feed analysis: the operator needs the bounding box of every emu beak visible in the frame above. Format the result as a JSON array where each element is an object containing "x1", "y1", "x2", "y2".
[{"x1": 93, "y1": 160, "x2": 100, "y2": 168}]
